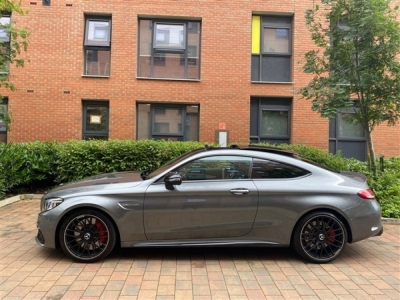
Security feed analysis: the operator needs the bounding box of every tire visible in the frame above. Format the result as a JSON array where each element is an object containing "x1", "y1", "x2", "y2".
[
  {"x1": 293, "y1": 212, "x2": 347, "y2": 263},
  {"x1": 59, "y1": 210, "x2": 116, "y2": 263}
]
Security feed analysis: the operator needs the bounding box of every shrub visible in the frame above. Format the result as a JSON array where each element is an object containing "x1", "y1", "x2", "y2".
[
  {"x1": 0, "y1": 140, "x2": 398, "y2": 218},
  {"x1": 0, "y1": 142, "x2": 57, "y2": 198}
]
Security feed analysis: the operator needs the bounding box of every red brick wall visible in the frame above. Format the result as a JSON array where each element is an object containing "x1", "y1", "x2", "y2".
[{"x1": 1, "y1": 0, "x2": 398, "y2": 157}]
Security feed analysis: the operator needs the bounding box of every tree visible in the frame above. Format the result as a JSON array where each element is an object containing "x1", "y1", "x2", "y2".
[
  {"x1": 0, "y1": 0, "x2": 29, "y2": 129},
  {"x1": 300, "y1": 0, "x2": 400, "y2": 175}
]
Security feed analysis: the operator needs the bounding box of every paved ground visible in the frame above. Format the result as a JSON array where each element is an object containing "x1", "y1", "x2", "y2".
[{"x1": 0, "y1": 199, "x2": 399, "y2": 300}]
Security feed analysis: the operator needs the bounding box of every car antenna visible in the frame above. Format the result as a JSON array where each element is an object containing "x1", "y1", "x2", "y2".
[{"x1": 204, "y1": 144, "x2": 210, "y2": 151}]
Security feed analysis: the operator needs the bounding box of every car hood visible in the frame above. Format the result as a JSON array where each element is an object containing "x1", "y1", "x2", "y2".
[{"x1": 45, "y1": 172, "x2": 145, "y2": 197}]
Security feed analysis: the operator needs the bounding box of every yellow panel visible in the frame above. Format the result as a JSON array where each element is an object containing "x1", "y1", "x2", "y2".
[{"x1": 252, "y1": 16, "x2": 260, "y2": 54}]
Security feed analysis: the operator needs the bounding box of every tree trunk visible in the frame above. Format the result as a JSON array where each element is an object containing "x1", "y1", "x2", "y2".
[{"x1": 365, "y1": 130, "x2": 377, "y2": 176}]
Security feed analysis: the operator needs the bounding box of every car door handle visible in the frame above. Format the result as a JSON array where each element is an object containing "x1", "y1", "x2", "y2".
[{"x1": 229, "y1": 188, "x2": 250, "y2": 195}]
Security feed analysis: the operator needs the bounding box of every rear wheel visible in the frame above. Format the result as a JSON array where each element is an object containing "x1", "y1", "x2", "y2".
[
  {"x1": 59, "y1": 210, "x2": 116, "y2": 263},
  {"x1": 293, "y1": 212, "x2": 347, "y2": 263}
]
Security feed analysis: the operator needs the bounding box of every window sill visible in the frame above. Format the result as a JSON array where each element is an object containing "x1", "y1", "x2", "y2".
[
  {"x1": 251, "y1": 81, "x2": 294, "y2": 84},
  {"x1": 81, "y1": 75, "x2": 110, "y2": 78},
  {"x1": 137, "y1": 77, "x2": 200, "y2": 82}
]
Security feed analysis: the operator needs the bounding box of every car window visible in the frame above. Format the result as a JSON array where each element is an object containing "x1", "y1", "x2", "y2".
[
  {"x1": 174, "y1": 155, "x2": 252, "y2": 181},
  {"x1": 251, "y1": 158, "x2": 310, "y2": 179},
  {"x1": 147, "y1": 148, "x2": 205, "y2": 179}
]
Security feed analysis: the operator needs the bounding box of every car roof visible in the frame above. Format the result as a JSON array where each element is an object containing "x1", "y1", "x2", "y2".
[{"x1": 204, "y1": 144, "x2": 297, "y2": 158}]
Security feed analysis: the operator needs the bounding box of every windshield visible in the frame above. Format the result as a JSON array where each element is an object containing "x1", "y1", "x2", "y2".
[{"x1": 146, "y1": 148, "x2": 205, "y2": 179}]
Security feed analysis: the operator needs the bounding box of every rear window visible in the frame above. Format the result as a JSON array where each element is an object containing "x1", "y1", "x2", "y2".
[{"x1": 251, "y1": 158, "x2": 311, "y2": 179}]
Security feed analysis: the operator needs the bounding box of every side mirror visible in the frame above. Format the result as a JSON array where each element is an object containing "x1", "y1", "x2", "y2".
[{"x1": 164, "y1": 172, "x2": 182, "y2": 190}]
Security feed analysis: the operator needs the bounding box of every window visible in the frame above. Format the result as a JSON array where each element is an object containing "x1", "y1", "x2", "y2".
[
  {"x1": 250, "y1": 98, "x2": 291, "y2": 144},
  {"x1": 137, "y1": 103, "x2": 199, "y2": 141},
  {"x1": 0, "y1": 14, "x2": 11, "y2": 73},
  {"x1": 82, "y1": 101, "x2": 109, "y2": 140},
  {"x1": 138, "y1": 19, "x2": 201, "y2": 80},
  {"x1": 251, "y1": 16, "x2": 292, "y2": 82},
  {"x1": 252, "y1": 158, "x2": 310, "y2": 179},
  {"x1": 174, "y1": 156, "x2": 252, "y2": 181},
  {"x1": 0, "y1": 98, "x2": 8, "y2": 143},
  {"x1": 329, "y1": 108, "x2": 366, "y2": 161},
  {"x1": 84, "y1": 16, "x2": 111, "y2": 76}
]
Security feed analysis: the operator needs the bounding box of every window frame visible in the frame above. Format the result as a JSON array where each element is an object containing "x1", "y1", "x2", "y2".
[
  {"x1": 82, "y1": 100, "x2": 110, "y2": 140},
  {"x1": 0, "y1": 98, "x2": 8, "y2": 143},
  {"x1": 136, "y1": 103, "x2": 199, "y2": 141},
  {"x1": 83, "y1": 15, "x2": 112, "y2": 77},
  {"x1": 250, "y1": 97, "x2": 291, "y2": 144},
  {"x1": 251, "y1": 15, "x2": 293, "y2": 82},
  {"x1": 138, "y1": 18, "x2": 201, "y2": 80}
]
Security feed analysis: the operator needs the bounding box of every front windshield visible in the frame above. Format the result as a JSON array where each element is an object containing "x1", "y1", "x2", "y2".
[{"x1": 146, "y1": 148, "x2": 205, "y2": 179}]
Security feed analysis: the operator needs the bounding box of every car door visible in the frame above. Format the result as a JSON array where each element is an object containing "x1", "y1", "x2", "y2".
[{"x1": 143, "y1": 155, "x2": 259, "y2": 240}]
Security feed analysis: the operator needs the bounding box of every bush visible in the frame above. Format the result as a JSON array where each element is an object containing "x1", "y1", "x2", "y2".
[
  {"x1": 0, "y1": 140, "x2": 398, "y2": 218},
  {"x1": 0, "y1": 142, "x2": 57, "y2": 197},
  {"x1": 54, "y1": 140, "x2": 205, "y2": 183}
]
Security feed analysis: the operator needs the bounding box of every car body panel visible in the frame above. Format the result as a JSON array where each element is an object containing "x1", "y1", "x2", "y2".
[{"x1": 143, "y1": 179, "x2": 258, "y2": 240}]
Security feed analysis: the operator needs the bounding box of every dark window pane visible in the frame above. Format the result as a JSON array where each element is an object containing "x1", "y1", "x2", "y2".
[
  {"x1": 338, "y1": 141, "x2": 366, "y2": 161},
  {"x1": 185, "y1": 106, "x2": 199, "y2": 141},
  {"x1": 153, "y1": 53, "x2": 185, "y2": 79},
  {"x1": 339, "y1": 113, "x2": 365, "y2": 137},
  {"x1": 261, "y1": 110, "x2": 288, "y2": 136},
  {"x1": 0, "y1": 103, "x2": 7, "y2": 132},
  {"x1": 263, "y1": 28, "x2": 289, "y2": 53},
  {"x1": 85, "y1": 50, "x2": 110, "y2": 76},
  {"x1": 329, "y1": 117, "x2": 336, "y2": 138},
  {"x1": 85, "y1": 106, "x2": 108, "y2": 132},
  {"x1": 251, "y1": 159, "x2": 310, "y2": 179},
  {"x1": 251, "y1": 55, "x2": 260, "y2": 81},
  {"x1": 261, "y1": 56, "x2": 290, "y2": 82},
  {"x1": 137, "y1": 104, "x2": 151, "y2": 139},
  {"x1": 153, "y1": 108, "x2": 183, "y2": 134}
]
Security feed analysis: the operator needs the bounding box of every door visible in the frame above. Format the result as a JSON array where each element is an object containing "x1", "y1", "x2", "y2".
[{"x1": 143, "y1": 155, "x2": 259, "y2": 240}]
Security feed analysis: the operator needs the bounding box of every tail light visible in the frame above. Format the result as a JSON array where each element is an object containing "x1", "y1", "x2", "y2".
[{"x1": 357, "y1": 189, "x2": 375, "y2": 199}]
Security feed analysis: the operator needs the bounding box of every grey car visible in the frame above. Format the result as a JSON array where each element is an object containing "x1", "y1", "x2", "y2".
[{"x1": 36, "y1": 145, "x2": 383, "y2": 263}]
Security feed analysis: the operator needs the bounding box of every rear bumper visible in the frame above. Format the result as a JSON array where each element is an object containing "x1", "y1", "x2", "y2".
[{"x1": 375, "y1": 226, "x2": 383, "y2": 236}]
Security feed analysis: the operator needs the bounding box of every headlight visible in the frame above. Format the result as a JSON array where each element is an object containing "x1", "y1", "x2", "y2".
[{"x1": 42, "y1": 197, "x2": 64, "y2": 211}]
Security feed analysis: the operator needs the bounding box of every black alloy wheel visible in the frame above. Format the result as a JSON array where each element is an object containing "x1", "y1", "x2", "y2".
[
  {"x1": 59, "y1": 210, "x2": 116, "y2": 263},
  {"x1": 293, "y1": 212, "x2": 347, "y2": 263}
]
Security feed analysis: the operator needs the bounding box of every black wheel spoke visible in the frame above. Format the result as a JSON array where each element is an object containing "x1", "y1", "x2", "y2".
[
  {"x1": 299, "y1": 214, "x2": 346, "y2": 262},
  {"x1": 63, "y1": 214, "x2": 110, "y2": 260}
]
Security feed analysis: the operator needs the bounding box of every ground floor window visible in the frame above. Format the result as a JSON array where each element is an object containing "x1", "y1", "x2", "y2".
[
  {"x1": 250, "y1": 97, "x2": 291, "y2": 144},
  {"x1": 137, "y1": 103, "x2": 199, "y2": 141},
  {"x1": 0, "y1": 98, "x2": 8, "y2": 143},
  {"x1": 329, "y1": 109, "x2": 366, "y2": 161},
  {"x1": 82, "y1": 101, "x2": 109, "y2": 140}
]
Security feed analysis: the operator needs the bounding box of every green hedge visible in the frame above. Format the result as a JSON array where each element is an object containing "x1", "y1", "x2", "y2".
[{"x1": 0, "y1": 140, "x2": 399, "y2": 218}]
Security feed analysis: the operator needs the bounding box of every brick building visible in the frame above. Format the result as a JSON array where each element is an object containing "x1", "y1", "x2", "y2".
[{"x1": 0, "y1": 0, "x2": 399, "y2": 160}]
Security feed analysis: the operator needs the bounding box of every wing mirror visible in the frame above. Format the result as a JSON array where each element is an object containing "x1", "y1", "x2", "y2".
[{"x1": 164, "y1": 172, "x2": 182, "y2": 190}]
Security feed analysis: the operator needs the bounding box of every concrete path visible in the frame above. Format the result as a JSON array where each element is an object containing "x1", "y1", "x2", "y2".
[{"x1": 0, "y1": 199, "x2": 399, "y2": 299}]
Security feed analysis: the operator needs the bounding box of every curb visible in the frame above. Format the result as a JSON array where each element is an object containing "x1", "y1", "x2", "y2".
[
  {"x1": 0, "y1": 194, "x2": 43, "y2": 208},
  {"x1": 1, "y1": 195, "x2": 399, "y2": 224}
]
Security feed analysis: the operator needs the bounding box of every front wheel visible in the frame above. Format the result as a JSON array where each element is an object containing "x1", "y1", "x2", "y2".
[
  {"x1": 293, "y1": 212, "x2": 347, "y2": 263},
  {"x1": 59, "y1": 210, "x2": 116, "y2": 263}
]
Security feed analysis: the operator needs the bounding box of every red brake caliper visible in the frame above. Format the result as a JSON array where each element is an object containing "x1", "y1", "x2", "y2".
[
  {"x1": 328, "y1": 229, "x2": 335, "y2": 243},
  {"x1": 95, "y1": 221, "x2": 107, "y2": 244}
]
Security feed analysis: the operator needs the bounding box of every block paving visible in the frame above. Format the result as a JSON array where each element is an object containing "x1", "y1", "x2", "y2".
[{"x1": 0, "y1": 199, "x2": 399, "y2": 299}]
